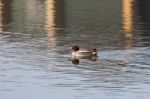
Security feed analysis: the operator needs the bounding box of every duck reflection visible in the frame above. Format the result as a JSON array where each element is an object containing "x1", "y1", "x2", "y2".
[
  {"x1": 71, "y1": 55, "x2": 97, "y2": 65},
  {"x1": 71, "y1": 58, "x2": 79, "y2": 65}
]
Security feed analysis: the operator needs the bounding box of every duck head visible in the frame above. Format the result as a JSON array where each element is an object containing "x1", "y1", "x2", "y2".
[
  {"x1": 92, "y1": 48, "x2": 97, "y2": 56},
  {"x1": 72, "y1": 45, "x2": 79, "y2": 52}
]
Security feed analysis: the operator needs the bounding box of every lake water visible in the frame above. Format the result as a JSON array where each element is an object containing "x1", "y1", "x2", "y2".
[{"x1": 0, "y1": 0, "x2": 150, "y2": 99}]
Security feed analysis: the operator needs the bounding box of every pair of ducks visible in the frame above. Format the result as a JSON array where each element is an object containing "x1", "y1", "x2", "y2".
[{"x1": 71, "y1": 45, "x2": 97, "y2": 59}]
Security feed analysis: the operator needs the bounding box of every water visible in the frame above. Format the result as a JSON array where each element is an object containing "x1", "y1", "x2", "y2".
[{"x1": 0, "y1": 0, "x2": 150, "y2": 99}]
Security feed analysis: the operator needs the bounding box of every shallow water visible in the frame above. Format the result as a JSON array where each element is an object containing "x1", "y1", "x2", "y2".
[{"x1": 0, "y1": 0, "x2": 150, "y2": 99}]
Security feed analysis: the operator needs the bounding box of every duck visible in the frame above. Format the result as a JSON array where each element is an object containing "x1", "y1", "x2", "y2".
[{"x1": 71, "y1": 45, "x2": 97, "y2": 59}]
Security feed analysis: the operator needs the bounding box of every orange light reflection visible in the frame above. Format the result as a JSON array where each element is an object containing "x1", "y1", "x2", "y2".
[
  {"x1": 0, "y1": 0, "x2": 3, "y2": 32},
  {"x1": 45, "y1": 0, "x2": 56, "y2": 46},
  {"x1": 122, "y1": 0, "x2": 134, "y2": 48}
]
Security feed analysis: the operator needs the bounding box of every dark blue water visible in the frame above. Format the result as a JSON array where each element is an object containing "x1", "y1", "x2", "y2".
[{"x1": 0, "y1": 0, "x2": 150, "y2": 99}]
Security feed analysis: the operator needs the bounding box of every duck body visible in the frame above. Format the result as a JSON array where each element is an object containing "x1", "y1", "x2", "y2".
[
  {"x1": 71, "y1": 45, "x2": 97, "y2": 59},
  {"x1": 72, "y1": 50, "x2": 92, "y2": 58}
]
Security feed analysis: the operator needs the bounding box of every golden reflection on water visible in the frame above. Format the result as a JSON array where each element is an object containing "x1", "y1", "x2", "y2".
[
  {"x1": 0, "y1": 0, "x2": 11, "y2": 32},
  {"x1": 45, "y1": 0, "x2": 57, "y2": 46},
  {"x1": 122, "y1": 0, "x2": 136, "y2": 63},
  {"x1": 0, "y1": 0, "x2": 3, "y2": 32},
  {"x1": 122, "y1": 0, "x2": 134, "y2": 48},
  {"x1": 45, "y1": 0, "x2": 60, "y2": 70}
]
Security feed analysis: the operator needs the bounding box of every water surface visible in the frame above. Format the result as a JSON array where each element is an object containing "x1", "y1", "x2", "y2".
[{"x1": 0, "y1": 0, "x2": 150, "y2": 99}]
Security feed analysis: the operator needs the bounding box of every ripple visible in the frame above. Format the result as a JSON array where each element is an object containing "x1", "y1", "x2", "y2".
[{"x1": 0, "y1": 0, "x2": 150, "y2": 99}]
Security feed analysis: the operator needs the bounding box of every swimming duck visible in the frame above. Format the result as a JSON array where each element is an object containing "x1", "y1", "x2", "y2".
[{"x1": 71, "y1": 45, "x2": 97, "y2": 59}]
